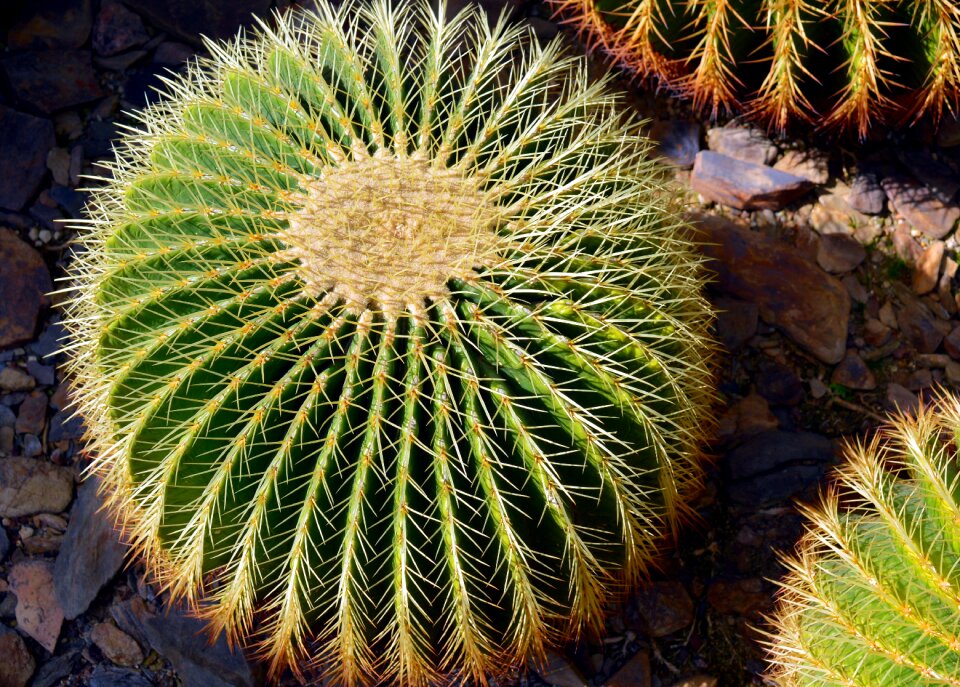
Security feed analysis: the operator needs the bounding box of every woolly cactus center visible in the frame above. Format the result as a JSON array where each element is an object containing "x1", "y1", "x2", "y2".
[{"x1": 282, "y1": 155, "x2": 499, "y2": 315}]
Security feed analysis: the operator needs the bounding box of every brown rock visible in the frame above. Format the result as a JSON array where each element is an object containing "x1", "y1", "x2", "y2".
[
  {"x1": 605, "y1": 651, "x2": 650, "y2": 687},
  {"x1": 883, "y1": 176, "x2": 960, "y2": 239},
  {"x1": 671, "y1": 676, "x2": 718, "y2": 687},
  {"x1": 717, "y1": 393, "x2": 779, "y2": 442},
  {"x1": 945, "y1": 325, "x2": 960, "y2": 360},
  {"x1": 8, "y1": 560, "x2": 64, "y2": 652},
  {"x1": 774, "y1": 149, "x2": 830, "y2": 184},
  {"x1": 7, "y1": 0, "x2": 92, "y2": 49},
  {"x1": 15, "y1": 391, "x2": 47, "y2": 435},
  {"x1": 0, "y1": 626, "x2": 35, "y2": 687},
  {"x1": 891, "y1": 225, "x2": 923, "y2": 265},
  {"x1": 633, "y1": 580, "x2": 694, "y2": 637},
  {"x1": 706, "y1": 126, "x2": 778, "y2": 166},
  {"x1": 887, "y1": 383, "x2": 920, "y2": 415},
  {"x1": 0, "y1": 457, "x2": 74, "y2": 518},
  {"x1": 912, "y1": 241, "x2": 945, "y2": 294},
  {"x1": 1, "y1": 51, "x2": 104, "y2": 115},
  {"x1": 691, "y1": 152, "x2": 813, "y2": 210},
  {"x1": 0, "y1": 229, "x2": 52, "y2": 349},
  {"x1": 864, "y1": 318, "x2": 893, "y2": 348},
  {"x1": 830, "y1": 350, "x2": 876, "y2": 390},
  {"x1": 847, "y1": 172, "x2": 886, "y2": 214},
  {"x1": 0, "y1": 366, "x2": 36, "y2": 392},
  {"x1": 896, "y1": 295, "x2": 946, "y2": 353},
  {"x1": 713, "y1": 296, "x2": 758, "y2": 351},
  {"x1": 693, "y1": 214, "x2": 850, "y2": 364},
  {"x1": 93, "y1": 2, "x2": 149, "y2": 56},
  {"x1": 0, "y1": 106, "x2": 56, "y2": 211},
  {"x1": 90, "y1": 621, "x2": 144, "y2": 667},
  {"x1": 538, "y1": 653, "x2": 589, "y2": 687},
  {"x1": 816, "y1": 233, "x2": 866, "y2": 274},
  {"x1": 706, "y1": 578, "x2": 771, "y2": 619}
]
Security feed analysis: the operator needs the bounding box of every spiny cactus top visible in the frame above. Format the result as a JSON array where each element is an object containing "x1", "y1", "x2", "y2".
[
  {"x1": 63, "y1": 1, "x2": 716, "y2": 684},
  {"x1": 549, "y1": 0, "x2": 960, "y2": 137},
  {"x1": 766, "y1": 394, "x2": 960, "y2": 687}
]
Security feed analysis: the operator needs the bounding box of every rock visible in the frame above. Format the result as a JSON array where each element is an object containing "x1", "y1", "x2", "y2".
[
  {"x1": 712, "y1": 296, "x2": 758, "y2": 351},
  {"x1": 830, "y1": 350, "x2": 876, "y2": 390},
  {"x1": 28, "y1": 650, "x2": 80, "y2": 687},
  {"x1": 816, "y1": 233, "x2": 866, "y2": 274},
  {"x1": 706, "y1": 126, "x2": 778, "y2": 166},
  {"x1": 649, "y1": 119, "x2": 700, "y2": 168},
  {"x1": 21, "y1": 435, "x2": 43, "y2": 458},
  {"x1": 28, "y1": 316, "x2": 65, "y2": 362},
  {"x1": 8, "y1": 560, "x2": 64, "y2": 652},
  {"x1": 717, "y1": 393, "x2": 778, "y2": 443},
  {"x1": 48, "y1": 411, "x2": 85, "y2": 445},
  {"x1": 538, "y1": 652, "x2": 588, "y2": 687},
  {"x1": 26, "y1": 361, "x2": 54, "y2": 387},
  {"x1": 54, "y1": 477, "x2": 126, "y2": 620},
  {"x1": 1, "y1": 51, "x2": 104, "y2": 115},
  {"x1": 90, "y1": 622, "x2": 145, "y2": 667},
  {"x1": 726, "y1": 431, "x2": 836, "y2": 505},
  {"x1": 0, "y1": 366, "x2": 36, "y2": 392},
  {"x1": 864, "y1": 318, "x2": 893, "y2": 347},
  {"x1": 0, "y1": 457, "x2": 74, "y2": 517},
  {"x1": 120, "y1": 0, "x2": 272, "y2": 44},
  {"x1": 774, "y1": 149, "x2": 830, "y2": 185},
  {"x1": 87, "y1": 666, "x2": 154, "y2": 687},
  {"x1": 15, "y1": 391, "x2": 47, "y2": 435},
  {"x1": 633, "y1": 581, "x2": 694, "y2": 637},
  {"x1": 0, "y1": 625, "x2": 35, "y2": 687},
  {"x1": 690, "y1": 152, "x2": 813, "y2": 210},
  {"x1": 847, "y1": 172, "x2": 886, "y2": 214},
  {"x1": 45, "y1": 148, "x2": 70, "y2": 187},
  {"x1": 945, "y1": 325, "x2": 960, "y2": 359},
  {"x1": 912, "y1": 241, "x2": 945, "y2": 294},
  {"x1": 0, "y1": 406, "x2": 15, "y2": 428},
  {"x1": 896, "y1": 294, "x2": 946, "y2": 353},
  {"x1": 811, "y1": 189, "x2": 879, "y2": 243},
  {"x1": 938, "y1": 116, "x2": 960, "y2": 147},
  {"x1": 152, "y1": 41, "x2": 195, "y2": 65},
  {"x1": 0, "y1": 526, "x2": 9, "y2": 561},
  {"x1": 756, "y1": 363, "x2": 804, "y2": 406},
  {"x1": 0, "y1": 429, "x2": 13, "y2": 456},
  {"x1": 694, "y1": 215, "x2": 850, "y2": 364},
  {"x1": 883, "y1": 176, "x2": 960, "y2": 239},
  {"x1": 7, "y1": 0, "x2": 92, "y2": 49},
  {"x1": 93, "y1": 2, "x2": 150, "y2": 56},
  {"x1": 891, "y1": 224, "x2": 923, "y2": 265},
  {"x1": 843, "y1": 274, "x2": 869, "y2": 304},
  {"x1": 898, "y1": 149, "x2": 960, "y2": 204},
  {"x1": 605, "y1": 650, "x2": 650, "y2": 687},
  {"x1": 0, "y1": 106, "x2": 56, "y2": 211},
  {"x1": 95, "y1": 50, "x2": 149, "y2": 72},
  {"x1": 706, "y1": 577, "x2": 771, "y2": 618},
  {"x1": 887, "y1": 382, "x2": 920, "y2": 415}
]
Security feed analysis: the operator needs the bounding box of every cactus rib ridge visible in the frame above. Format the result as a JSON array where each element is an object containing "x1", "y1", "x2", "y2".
[{"x1": 61, "y1": 1, "x2": 717, "y2": 684}]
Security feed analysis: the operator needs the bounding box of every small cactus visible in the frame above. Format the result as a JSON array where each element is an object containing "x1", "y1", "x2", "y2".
[
  {"x1": 549, "y1": 0, "x2": 960, "y2": 137},
  {"x1": 63, "y1": 1, "x2": 716, "y2": 684},
  {"x1": 766, "y1": 394, "x2": 960, "y2": 686}
]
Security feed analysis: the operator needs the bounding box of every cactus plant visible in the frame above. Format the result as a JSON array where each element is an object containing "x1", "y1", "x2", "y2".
[
  {"x1": 549, "y1": 0, "x2": 960, "y2": 137},
  {"x1": 766, "y1": 394, "x2": 960, "y2": 686},
  {"x1": 62, "y1": 1, "x2": 716, "y2": 684}
]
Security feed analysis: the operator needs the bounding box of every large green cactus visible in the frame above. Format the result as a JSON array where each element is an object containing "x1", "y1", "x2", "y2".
[
  {"x1": 549, "y1": 0, "x2": 960, "y2": 137},
  {"x1": 63, "y1": 1, "x2": 716, "y2": 684},
  {"x1": 766, "y1": 394, "x2": 960, "y2": 686}
]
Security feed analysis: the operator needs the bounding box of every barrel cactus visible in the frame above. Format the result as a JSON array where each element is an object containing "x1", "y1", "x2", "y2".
[
  {"x1": 63, "y1": 1, "x2": 716, "y2": 684},
  {"x1": 766, "y1": 394, "x2": 960, "y2": 686},
  {"x1": 549, "y1": 0, "x2": 960, "y2": 137}
]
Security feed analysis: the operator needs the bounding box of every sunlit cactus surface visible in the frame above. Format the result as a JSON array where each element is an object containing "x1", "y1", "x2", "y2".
[
  {"x1": 549, "y1": 0, "x2": 960, "y2": 137},
  {"x1": 63, "y1": 1, "x2": 716, "y2": 684},
  {"x1": 766, "y1": 394, "x2": 960, "y2": 686}
]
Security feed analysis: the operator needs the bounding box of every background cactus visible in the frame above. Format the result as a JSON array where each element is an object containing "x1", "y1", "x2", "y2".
[
  {"x1": 765, "y1": 394, "x2": 960, "y2": 686},
  {"x1": 549, "y1": 0, "x2": 960, "y2": 137},
  {"x1": 63, "y1": 1, "x2": 716, "y2": 684}
]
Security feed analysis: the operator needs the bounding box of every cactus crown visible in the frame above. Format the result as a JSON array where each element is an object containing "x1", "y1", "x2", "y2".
[
  {"x1": 63, "y1": 2, "x2": 716, "y2": 685},
  {"x1": 550, "y1": 0, "x2": 960, "y2": 137},
  {"x1": 766, "y1": 394, "x2": 960, "y2": 686}
]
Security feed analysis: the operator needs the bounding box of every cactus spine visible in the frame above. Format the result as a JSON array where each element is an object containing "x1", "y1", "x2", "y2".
[
  {"x1": 63, "y1": 1, "x2": 716, "y2": 684},
  {"x1": 549, "y1": 0, "x2": 960, "y2": 137},
  {"x1": 766, "y1": 394, "x2": 960, "y2": 686}
]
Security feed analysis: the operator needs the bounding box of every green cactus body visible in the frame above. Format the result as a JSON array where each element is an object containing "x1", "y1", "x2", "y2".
[
  {"x1": 549, "y1": 0, "x2": 960, "y2": 136},
  {"x1": 64, "y1": 2, "x2": 716, "y2": 684},
  {"x1": 766, "y1": 395, "x2": 960, "y2": 686}
]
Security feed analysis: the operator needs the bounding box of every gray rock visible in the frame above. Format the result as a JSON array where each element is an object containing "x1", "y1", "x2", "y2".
[
  {"x1": 883, "y1": 175, "x2": 960, "y2": 239},
  {"x1": 121, "y1": 0, "x2": 271, "y2": 44},
  {"x1": 726, "y1": 431, "x2": 837, "y2": 505},
  {"x1": 29, "y1": 650, "x2": 81, "y2": 687},
  {"x1": 0, "y1": 405, "x2": 16, "y2": 427},
  {"x1": 898, "y1": 149, "x2": 960, "y2": 204},
  {"x1": 0, "y1": 625, "x2": 35, "y2": 687},
  {"x1": 25, "y1": 360, "x2": 55, "y2": 387},
  {"x1": 54, "y1": 478, "x2": 127, "y2": 620},
  {"x1": 87, "y1": 666, "x2": 154, "y2": 687},
  {"x1": 650, "y1": 119, "x2": 700, "y2": 168},
  {"x1": 27, "y1": 316, "x2": 66, "y2": 361},
  {"x1": 48, "y1": 410, "x2": 86, "y2": 444},
  {"x1": 0, "y1": 457, "x2": 74, "y2": 518},
  {"x1": 690, "y1": 151, "x2": 813, "y2": 210},
  {"x1": 1, "y1": 51, "x2": 104, "y2": 115},
  {"x1": 848, "y1": 172, "x2": 886, "y2": 214},
  {"x1": 0, "y1": 525, "x2": 9, "y2": 561},
  {"x1": 693, "y1": 214, "x2": 850, "y2": 364},
  {"x1": 0, "y1": 106, "x2": 56, "y2": 211},
  {"x1": 706, "y1": 126, "x2": 778, "y2": 166}
]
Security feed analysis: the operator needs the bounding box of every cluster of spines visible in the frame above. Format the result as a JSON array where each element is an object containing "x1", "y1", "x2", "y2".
[
  {"x1": 62, "y1": 2, "x2": 717, "y2": 685},
  {"x1": 549, "y1": 0, "x2": 960, "y2": 137},
  {"x1": 766, "y1": 393, "x2": 960, "y2": 686}
]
